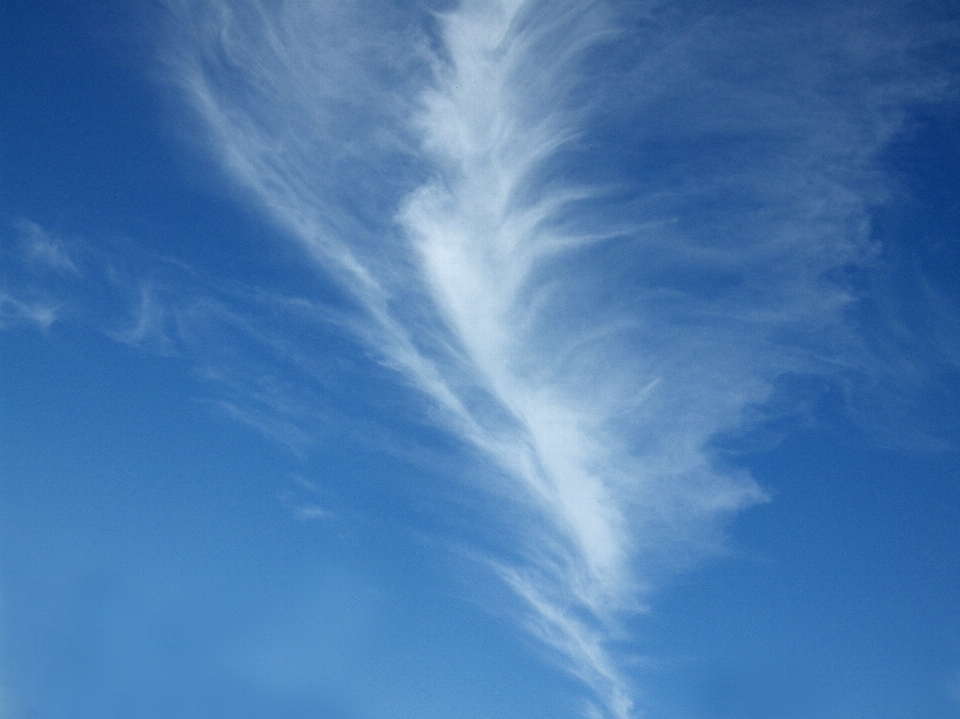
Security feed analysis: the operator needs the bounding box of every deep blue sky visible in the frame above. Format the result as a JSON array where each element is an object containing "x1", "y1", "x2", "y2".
[{"x1": 2, "y1": 2, "x2": 960, "y2": 718}]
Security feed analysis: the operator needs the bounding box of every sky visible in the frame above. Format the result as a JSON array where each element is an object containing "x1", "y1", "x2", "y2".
[{"x1": 1, "y1": 1, "x2": 960, "y2": 718}]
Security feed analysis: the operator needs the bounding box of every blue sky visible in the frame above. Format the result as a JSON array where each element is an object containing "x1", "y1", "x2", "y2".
[{"x1": 2, "y1": 1, "x2": 960, "y2": 718}]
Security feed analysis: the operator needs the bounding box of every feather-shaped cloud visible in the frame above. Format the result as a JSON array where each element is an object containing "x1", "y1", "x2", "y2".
[{"x1": 160, "y1": 1, "x2": 957, "y2": 715}]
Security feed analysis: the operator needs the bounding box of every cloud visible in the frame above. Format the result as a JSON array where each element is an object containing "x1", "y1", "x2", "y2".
[
  {"x1": 278, "y1": 476, "x2": 339, "y2": 523},
  {"x1": 211, "y1": 397, "x2": 315, "y2": 455},
  {"x1": 0, "y1": 289, "x2": 59, "y2": 329},
  {"x1": 107, "y1": 281, "x2": 179, "y2": 354},
  {"x1": 1, "y1": 216, "x2": 416, "y2": 474},
  {"x1": 14, "y1": 218, "x2": 80, "y2": 277},
  {"x1": 159, "y1": 0, "x2": 958, "y2": 716},
  {"x1": 0, "y1": 219, "x2": 81, "y2": 330},
  {"x1": 293, "y1": 504, "x2": 333, "y2": 522}
]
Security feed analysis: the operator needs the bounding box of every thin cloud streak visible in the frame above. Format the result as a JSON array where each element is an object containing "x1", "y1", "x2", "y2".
[
  {"x1": 161, "y1": 1, "x2": 957, "y2": 716},
  {"x1": 0, "y1": 289, "x2": 59, "y2": 329},
  {"x1": 14, "y1": 218, "x2": 81, "y2": 277},
  {"x1": 0, "y1": 219, "x2": 76, "y2": 329}
]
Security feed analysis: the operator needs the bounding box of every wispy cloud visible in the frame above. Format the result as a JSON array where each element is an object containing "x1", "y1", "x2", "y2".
[
  {"x1": 0, "y1": 288, "x2": 59, "y2": 329},
  {"x1": 108, "y1": 281, "x2": 179, "y2": 354},
  {"x1": 159, "y1": 1, "x2": 957, "y2": 716},
  {"x1": 0, "y1": 219, "x2": 80, "y2": 329},
  {"x1": 279, "y1": 476, "x2": 339, "y2": 523},
  {"x1": 211, "y1": 396, "x2": 316, "y2": 455},
  {"x1": 14, "y1": 218, "x2": 81, "y2": 277}
]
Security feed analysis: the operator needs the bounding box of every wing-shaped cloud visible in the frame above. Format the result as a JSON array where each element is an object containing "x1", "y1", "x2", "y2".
[{"x1": 160, "y1": 1, "x2": 957, "y2": 716}]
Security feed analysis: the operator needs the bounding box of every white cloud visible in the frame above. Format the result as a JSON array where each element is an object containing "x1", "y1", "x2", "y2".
[
  {"x1": 14, "y1": 218, "x2": 80, "y2": 277},
  {"x1": 210, "y1": 397, "x2": 314, "y2": 455},
  {"x1": 0, "y1": 219, "x2": 82, "y2": 330},
  {"x1": 0, "y1": 289, "x2": 59, "y2": 329},
  {"x1": 107, "y1": 281, "x2": 178, "y2": 355},
  {"x1": 161, "y1": 1, "x2": 957, "y2": 716},
  {"x1": 293, "y1": 504, "x2": 333, "y2": 521}
]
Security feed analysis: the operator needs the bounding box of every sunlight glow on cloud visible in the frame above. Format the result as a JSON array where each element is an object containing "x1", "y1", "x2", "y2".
[{"x1": 159, "y1": 1, "x2": 957, "y2": 715}]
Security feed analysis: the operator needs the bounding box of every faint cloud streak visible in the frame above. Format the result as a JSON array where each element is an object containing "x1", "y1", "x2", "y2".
[
  {"x1": 14, "y1": 218, "x2": 81, "y2": 277},
  {"x1": 0, "y1": 289, "x2": 59, "y2": 329}
]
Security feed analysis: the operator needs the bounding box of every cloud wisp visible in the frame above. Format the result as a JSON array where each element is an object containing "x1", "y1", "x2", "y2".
[
  {"x1": 0, "y1": 219, "x2": 83, "y2": 329},
  {"x1": 161, "y1": 1, "x2": 957, "y2": 716}
]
